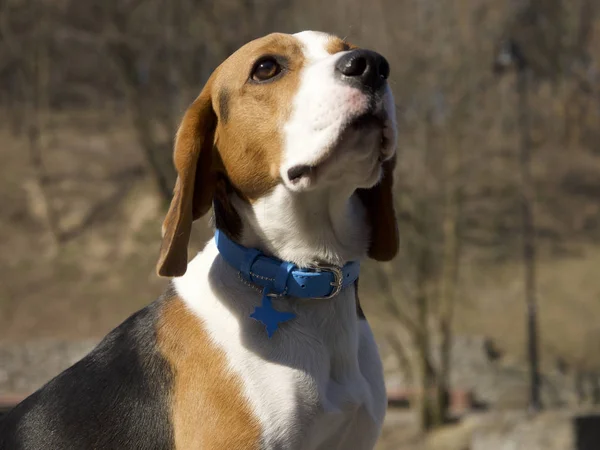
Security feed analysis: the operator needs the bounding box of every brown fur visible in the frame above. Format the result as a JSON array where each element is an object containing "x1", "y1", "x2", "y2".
[
  {"x1": 357, "y1": 156, "x2": 399, "y2": 261},
  {"x1": 213, "y1": 33, "x2": 305, "y2": 200},
  {"x1": 157, "y1": 296, "x2": 261, "y2": 449},
  {"x1": 157, "y1": 33, "x2": 305, "y2": 277},
  {"x1": 325, "y1": 36, "x2": 354, "y2": 54},
  {"x1": 157, "y1": 78, "x2": 218, "y2": 277}
]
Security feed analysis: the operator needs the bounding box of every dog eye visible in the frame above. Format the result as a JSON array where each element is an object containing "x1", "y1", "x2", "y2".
[{"x1": 251, "y1": 57, "x2": 281, "y2": 82}]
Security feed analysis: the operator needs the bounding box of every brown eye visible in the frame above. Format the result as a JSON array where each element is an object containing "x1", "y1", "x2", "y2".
[{"x1": 251, "y1": 57, "x2": 282, "y2": 82}]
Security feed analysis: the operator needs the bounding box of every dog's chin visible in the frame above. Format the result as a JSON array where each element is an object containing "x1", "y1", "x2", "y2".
[
  {"x1": 284, "y1": 143, "x2": 383, "y2": 193},
  {"x1": 283, "y1": 112, "x2": 395, "y2": 192},
  {"x1": 335, "y1": 111, "x2": 396, "y2": 163}
]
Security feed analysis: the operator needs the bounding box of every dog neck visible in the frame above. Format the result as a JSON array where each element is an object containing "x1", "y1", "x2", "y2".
[
  {"x1": 171, "y1": 181, "x2": 366, "y2": 375},
  {"x1": 230, "y1": 184, "x2": 370, "y2": 269},
  {"x1": 195, "y1": 184, "x2": 365, "y2": 374}
]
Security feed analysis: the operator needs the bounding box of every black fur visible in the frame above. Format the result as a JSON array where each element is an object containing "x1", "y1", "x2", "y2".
[
  {"x1": 212, "y1": 174, "x2": 243, "y2": 240},
  {"x1": 218, "y1": 88, "x2": 230, "y2": 124},
  {"x1": 0, "y1": 292, "x2": 175, "y2": 450},
  {"x1": 355, "y1": 278, "x2": 366, "y2": 320}
]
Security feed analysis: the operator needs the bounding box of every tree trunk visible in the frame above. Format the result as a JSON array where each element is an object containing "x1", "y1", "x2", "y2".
[
  {"x1": 432, "y1": 136, "x2": 463, "y2": 426},
  {"x1": 414, "y1": 231, "x2": 441, "y2": 432},
  {"x1": 27, "y1": 14, "x2": 61, "y2": 256},
  {"x1": 517, "y1": 68, "x2": 542, "y2": 413}
]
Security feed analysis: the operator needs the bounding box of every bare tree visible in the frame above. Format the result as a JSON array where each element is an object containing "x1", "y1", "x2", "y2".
[
  {"x1": 492, "y1": 0, "x2": 596, "y2": 412},
  {"x1": 1, "y1": 0, "x2": 62, "y2": 253}
]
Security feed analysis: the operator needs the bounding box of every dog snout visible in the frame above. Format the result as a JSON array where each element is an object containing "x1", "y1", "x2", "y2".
[{"x1": 335, "y1": 50, "x2": 389, "y2": 92}]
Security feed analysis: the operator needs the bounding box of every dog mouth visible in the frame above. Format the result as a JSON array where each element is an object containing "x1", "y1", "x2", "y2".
[
  {"x1": 341, "y1": 111, "x2": 391, "y2": 157},
  {"x1": 347, "y1": 112, "x2": 385, "y2": 131},
  {"x1": 287, "y1": 164, "x2": 316, "y2": 182},
  {"x1": 286, "y1": 111, "x2": 392, "y2": 185}
]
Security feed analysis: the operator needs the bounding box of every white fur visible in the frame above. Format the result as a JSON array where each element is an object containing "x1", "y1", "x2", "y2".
[
  {"x1": 281, "y1": 31, "x2": 397, "y2": 193},
  {"x1": 174, "y1": 31, "x2": 396, "y2": 449},
  {"x1": 175, "y1": 242, "x2": 386, "y2": 449},
  {"x1": 234, "y1": 185, "x2": 369, "y2": 268}
]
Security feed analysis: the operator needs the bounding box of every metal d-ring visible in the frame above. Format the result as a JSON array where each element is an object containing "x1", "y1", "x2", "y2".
[{"x1": 312, "y1": 264, "x2": 344, "y2": 300}]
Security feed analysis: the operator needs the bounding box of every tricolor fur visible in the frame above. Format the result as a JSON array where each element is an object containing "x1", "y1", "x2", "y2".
[{"x1": 0, "y1": 31, "x2": 399, "y2": 450}]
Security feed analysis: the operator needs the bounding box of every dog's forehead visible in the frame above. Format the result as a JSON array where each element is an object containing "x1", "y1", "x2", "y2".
[{"x1": 293, "y1": 31, "x2": 353, "y2": 61}]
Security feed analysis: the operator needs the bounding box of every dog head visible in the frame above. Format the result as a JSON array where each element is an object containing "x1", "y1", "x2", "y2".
[{"x1": 157, "y1": 31, "x2": 398, "y2": 277}]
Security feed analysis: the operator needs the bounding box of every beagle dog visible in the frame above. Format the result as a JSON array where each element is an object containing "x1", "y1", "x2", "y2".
[{"x1": 0, "y1": 31, "x2": 398, "y2": 449}]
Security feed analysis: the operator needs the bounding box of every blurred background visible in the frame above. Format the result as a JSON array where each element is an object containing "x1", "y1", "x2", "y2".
[{"x1": 1, "y1": 0, "x2": 600, "y2": 448}]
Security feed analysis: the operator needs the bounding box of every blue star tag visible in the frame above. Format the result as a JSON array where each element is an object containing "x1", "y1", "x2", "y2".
[{"x1": 250, "y1": 291, "x2": 296, "y2": 338}]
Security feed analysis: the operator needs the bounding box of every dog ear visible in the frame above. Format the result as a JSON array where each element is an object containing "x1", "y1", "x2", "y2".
[
  {"x1": 356, "y1": 156, "x2": 399, "y2": 261},
  {"x1": 156, "y1": 79, "x2": 217, "y2": 277}
]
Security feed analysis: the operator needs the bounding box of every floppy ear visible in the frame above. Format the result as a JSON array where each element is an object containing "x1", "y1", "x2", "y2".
[
  {"x1": 156, "y1": 81, "x2": 217, "y2": 277},
  {"x1": 356, "y1": 156, "x2": 399, "y2": 261}
]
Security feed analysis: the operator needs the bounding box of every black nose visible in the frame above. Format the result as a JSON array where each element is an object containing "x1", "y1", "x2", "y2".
[{"x1": 335, "y1": 50, "x2": 390, "y2": 91}]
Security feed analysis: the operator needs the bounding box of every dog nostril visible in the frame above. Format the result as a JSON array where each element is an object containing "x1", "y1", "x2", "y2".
[
  {"x1": 287, "y1": 165, "x2": 313, "y2": 182},
  {"x1": 379, "y1": 59, "x2": 390, "y2": 80},
  {"x1": 340, "y1": 56, "x2": 368, "y2": 77}
]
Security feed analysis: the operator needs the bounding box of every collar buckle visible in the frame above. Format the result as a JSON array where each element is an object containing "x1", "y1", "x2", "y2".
[{"x1": 312, "y1": 264, "x2": 344, "y2": 300}]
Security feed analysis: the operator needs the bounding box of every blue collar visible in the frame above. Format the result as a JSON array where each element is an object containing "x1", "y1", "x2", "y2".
[
  {"x1": 215, "y1": 229, "x2": 361, "y2": 337},
  {"x1": 215, "y1": 229, "x2": 360, "y2": 299}
]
